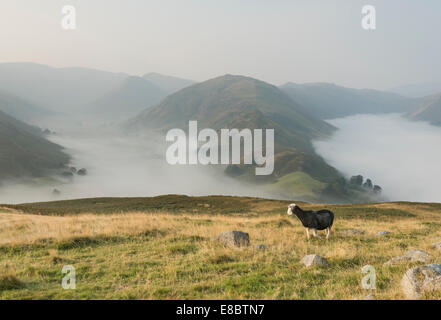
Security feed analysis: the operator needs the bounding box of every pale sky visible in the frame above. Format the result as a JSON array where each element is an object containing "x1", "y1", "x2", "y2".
[{"x1": 1, "y1": 0, "x2": 440, "y2": 89}]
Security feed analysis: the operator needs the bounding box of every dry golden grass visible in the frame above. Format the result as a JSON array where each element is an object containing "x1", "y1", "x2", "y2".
[{"x1": 1, "y1": 199, "x2": 441, "y2": 300}]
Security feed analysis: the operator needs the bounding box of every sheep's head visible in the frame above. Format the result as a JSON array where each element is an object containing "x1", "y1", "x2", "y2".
[{"x1": 287, "y1": 203, "x2": 296, "y2": 216}]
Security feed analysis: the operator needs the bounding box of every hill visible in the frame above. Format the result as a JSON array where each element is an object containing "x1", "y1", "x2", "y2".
[
  {"x1": 129, "y1": 75, "x2": 384, "y2": 202},
  {"x1": 143, "y1": 72, "x2": 195, "y2": 94},
  {"x1": 0, "y1": 110, "x2": 69, "y2": 180},
  {"x1": 86, "y1": 76, "x2": 167, "y2": 121},
  {"x1": 389, "y1": 82, "x2": 441, "y2": 98},
  {"x1": 0, "y1": 90, "x2": 53, "y2": 123},
  {"x1": 0, "y1": 62, "x2": 128, "y2": 113},
  {"x1": 407, "y1": 94, "x2": 441, "y2": 126},
  {"x1": 280, "y1": 82, "x2": 418, "y2": 120},
  {"x1": 1, "y1": 195, "x2": 441, "y2": 300}
]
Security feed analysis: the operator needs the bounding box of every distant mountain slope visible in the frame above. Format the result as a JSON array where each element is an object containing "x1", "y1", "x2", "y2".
[
  {"x1": 389, "y1": 83, "x2": 441, "y2": 98},
  {"x1": 86, "y1": 76, "x2": 168, "y2": 121},
  {"x1": 0, "y1": 62, "x2": 128, "y2": 112},
  {"x1": 280, "y1": 82, "x2": 418, "y2": 119},
  {"x1": 0, "y1": 90, "x2": 54, "y2": 123},
  {"x1": 0, "y1": 110, "x2": 69, "y2": 179},
  {"x1": 132, "y1": 75, "x2": 335, "y2": 152},
  {"x1": 128, "y1": 75, "x2": 362, "y2": 202},
  {"x1": 407, "y1": 94, "x2": 441, "y2": 126},
  {"x1": 143, "y1": 72, "x2": 195, "y2": 94}
]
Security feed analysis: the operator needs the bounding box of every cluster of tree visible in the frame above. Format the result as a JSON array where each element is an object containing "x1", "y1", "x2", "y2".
[{"x1": 349, "y1": 175, "x2": 382, "y2": 194}]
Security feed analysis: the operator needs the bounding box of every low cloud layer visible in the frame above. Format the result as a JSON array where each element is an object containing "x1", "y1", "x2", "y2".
[
  {"x1": 314, "y1": 114, "x2": 441, "y2": 202},
  {"x1": 0, "y1": 119, "x2": 272, "y2": 204}
]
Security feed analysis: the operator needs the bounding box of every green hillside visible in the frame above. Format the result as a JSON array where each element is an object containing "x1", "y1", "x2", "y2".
[
  {"x1": 0, "y1": 110, "x2": 69, "y2": 180},
  {"x1": 280, "y1": 82, "x2": 419, "y2": 119}
]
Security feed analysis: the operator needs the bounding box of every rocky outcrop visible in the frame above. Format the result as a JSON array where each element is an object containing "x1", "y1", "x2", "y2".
[
  {"x1": 217, "y1": 231, "x2": 250, "y2": 248},
  {"x1": 401, "y1": 264, "x2": 441, "y2": 299},
  {"x1": 384, "y1": 249, "x2": 431, "y2": 266},
  {"x1": 301, "y1": 254, "x2": 329, "y2": 267}
]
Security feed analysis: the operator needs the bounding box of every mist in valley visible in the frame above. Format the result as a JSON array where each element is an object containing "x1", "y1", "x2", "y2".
[
  {"x1": 0, "y1": 115, "x2": 272, "y2": 204},
  {"x1": 313, "y1": 114, "x2": 441, "y2": 203}
]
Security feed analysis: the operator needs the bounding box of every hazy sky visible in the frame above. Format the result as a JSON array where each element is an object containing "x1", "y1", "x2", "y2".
[{"x1": 1, "y1": 0, "x2": 440, "y2": 89}]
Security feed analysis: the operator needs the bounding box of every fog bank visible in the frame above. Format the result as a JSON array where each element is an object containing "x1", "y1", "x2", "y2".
[
  {"x1": 0, "y1": 121, "x2": 272, "y2": 204},
  {"x1": 314, "y1": 114, "x2": 441, "y2": 202}
]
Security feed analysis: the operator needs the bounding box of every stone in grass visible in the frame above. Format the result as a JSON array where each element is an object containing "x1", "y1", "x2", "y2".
[
  {"x1": 301, "y1": 254, "x2": 329, "y2": 267},
  {"x1": 341, "y1": 229, "x2": 365, "y2": 236},
  {"x1": 376, "y1": 231, "x2": 391, "y2": 237},
  {"x1": 401, "y1": 264, "x2": 441, "y2": 299},
  {"x1": 217, "y1": 231, "x2": 250, "y2": 248},
  {"x1": 433, "y1": 242, "x2": 441, "y2": 251},
  {"x1": 384, "y1": 249, "x2": 431, "y2": 266}
]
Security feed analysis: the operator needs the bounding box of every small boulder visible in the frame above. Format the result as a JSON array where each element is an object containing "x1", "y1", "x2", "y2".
[
  {"x1": 217, "y1": 231, "x2": 250, "y2": 247},
  {"x1": 433, "y1": 242, "x2": 441, "y2": 251},
  {"x1": 376, "y1": 231, "x2": 391, "y2": 237},
  {"x1": 404, "y1": 249, "x2": 431, "y2": 262},
  {"x1": 341, "y1": 229, "x2": 365, "y2": 236},
  {"x1": 301, "y1": 254, "x2": 329, "y2": 267},
  {"x1": 384, "y1": 249, "x2": 431, "y2": 266},
  {"x1": 401, "y1": 264, "x2": 441, "y2": 299},
  {"x1": 52, "y1": 188, "x2": 61, "y2": 196}
]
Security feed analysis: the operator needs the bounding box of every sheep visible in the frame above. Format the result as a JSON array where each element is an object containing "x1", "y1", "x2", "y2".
[{"x1": 287, "y1": 203, "x2": 334, "y2": 240}]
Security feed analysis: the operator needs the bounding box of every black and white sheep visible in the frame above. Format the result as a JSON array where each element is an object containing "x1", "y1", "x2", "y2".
[{"x1": 287, "y1": 203, "x2": 334, "y2": 239}]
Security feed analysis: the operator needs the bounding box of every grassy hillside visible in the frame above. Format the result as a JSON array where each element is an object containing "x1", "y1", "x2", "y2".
[
  {"x1": 280, "y1": 82, "x2": 419, "y2": 120},
  {"x1": 1, "y1": 195, "x2": 440, "y2": 299},
  {"x1": 0, "y1": 110, "x2": 69, "y2": 180},
  {"x1": 407, "y1": 94, "x2": 441, "y2": 126}
]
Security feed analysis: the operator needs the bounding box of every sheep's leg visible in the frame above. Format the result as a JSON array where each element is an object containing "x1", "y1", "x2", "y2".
[
  {"x1": 326, "y1": 227, "x2": 331, "y2": 239},
  {"x1": 305, "y1": 228, "x2": 310, "y2": 240},
  {"x1": 312, "y1": 229, "x2": 321, "y2": 238}
]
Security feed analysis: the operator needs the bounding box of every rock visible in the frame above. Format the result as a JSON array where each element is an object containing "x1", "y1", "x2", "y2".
[
  {"x1": 376, "y1": 231, "x2": 391, "y2": 237},
  {"x1": 69, "y1": 167, "x2": 77, "y2": 173},
  {"x1": 433, "y1": 242, "x2": 441, "y2": 251},
  {"x1": 341, "y1": 229, "x2": 365, "y2": 235},
  {"x1": 77, "y1": 168, "x2": 87, "y2": 176},
  {"x1": 252, "y1": 244, "x2": 268, "y2": 250},
  {"x1": 217, "y1": 231, "x2": 250, "y2": 248},
  {"x1": 301, "y1": 254, "x2": 329, "y2": 267},
  {"x1": 404, "y1": 249, "x2": 431, "y2": 262},
  {"x1": 401, "y1": 264, "x2": 441, "y2": 299},
  {"x1": 52, "y1": 188, "x2": 61, "y2": 196},
  {"x1": 385, "y1": 249, "x2": 431, "y2": 266}
]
